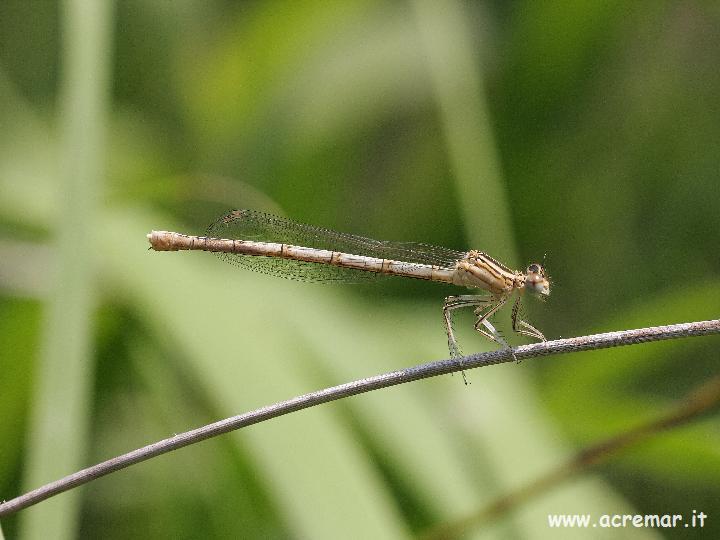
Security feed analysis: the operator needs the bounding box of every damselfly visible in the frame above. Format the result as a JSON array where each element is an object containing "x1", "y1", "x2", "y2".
[{"x1": 148, "y1": 209, "x2": 550, "y2": 381}]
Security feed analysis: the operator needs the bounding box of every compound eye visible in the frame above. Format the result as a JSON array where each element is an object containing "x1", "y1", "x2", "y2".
[{"x1": 527, "y1": 264, "x2": 540, "y2": 274}]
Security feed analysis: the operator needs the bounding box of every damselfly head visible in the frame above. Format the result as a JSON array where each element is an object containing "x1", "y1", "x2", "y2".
[{"x1": 525, "y1": 263, "x2": 550, "y2": 297}]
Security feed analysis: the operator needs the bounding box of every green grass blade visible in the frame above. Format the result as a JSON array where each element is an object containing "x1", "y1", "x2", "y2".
[{"x1": 19, "y1": 2, "x2": 113, "y2": 539}]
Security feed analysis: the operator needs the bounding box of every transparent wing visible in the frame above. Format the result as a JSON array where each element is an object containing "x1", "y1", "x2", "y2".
[{"x1": 206, "y1": 209, "x2": 467, "y2": 283}]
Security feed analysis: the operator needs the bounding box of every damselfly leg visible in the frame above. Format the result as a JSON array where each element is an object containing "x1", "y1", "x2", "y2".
[
  {"x1": 511, "y1": 295, "x2": 547, "y2": 342},
  {"x1": 443, "y1": 294, "x2": 515, "y2": 383}
]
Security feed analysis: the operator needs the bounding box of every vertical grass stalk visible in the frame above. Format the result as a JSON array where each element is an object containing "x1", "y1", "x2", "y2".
[
  {"x1": 411, "y1": 0, "x2": 515, "y2": 261},
  {"x1": 19, "y1": 2, "x2": 113, "y2": 539}
]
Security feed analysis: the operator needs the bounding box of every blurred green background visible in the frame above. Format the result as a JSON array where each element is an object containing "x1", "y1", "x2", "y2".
[{"x1": 1, "y1": 1, "x2": 719, "y2": 539}]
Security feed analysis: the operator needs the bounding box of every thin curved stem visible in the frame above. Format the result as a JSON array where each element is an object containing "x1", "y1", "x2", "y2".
[{"x1": 1, "y1": 319, "x2": 719, "y2": 517}]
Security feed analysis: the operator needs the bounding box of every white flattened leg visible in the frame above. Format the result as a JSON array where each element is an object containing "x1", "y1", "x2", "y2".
[
  {"x1": 511, "y1": 295, "x2": 546, "y2": 342},
  {"x1": 470, "y1": 295, "x2": 519, "y2": 363},
  {"x1": 442, "y1": 295, "x2": 494, "y2": 384}
]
